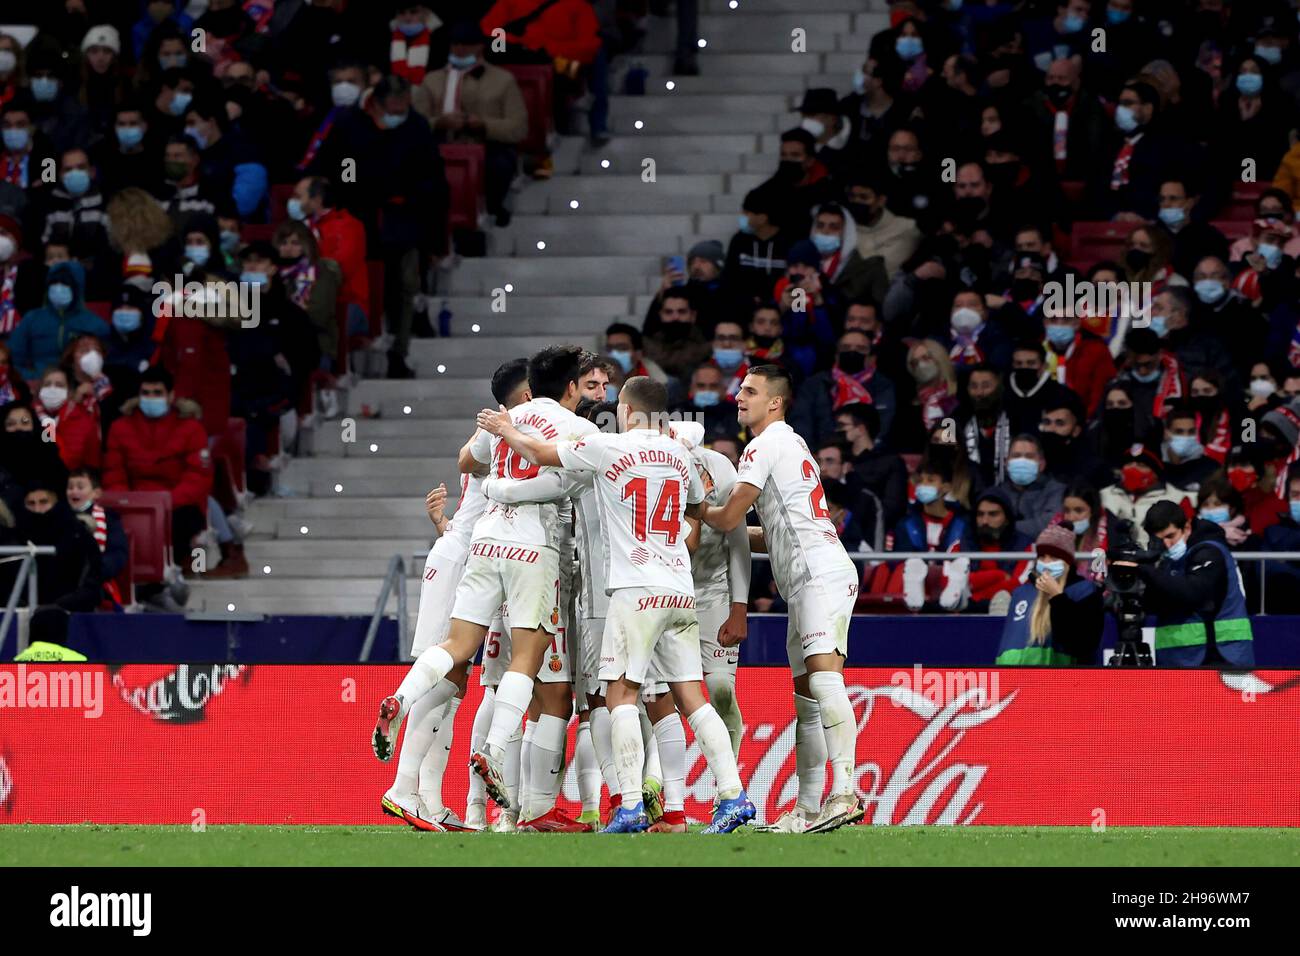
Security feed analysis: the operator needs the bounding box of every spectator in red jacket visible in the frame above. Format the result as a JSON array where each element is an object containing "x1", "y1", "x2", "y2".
[
  {"x1": 103, "y1": 365, "x2": 212, "y2": 561},
  {"x1": 291, "y1": 175, "x2": 369, "y2": 336},
  {"x1": 32, "y1": 364, "x2": 102, "y2": 471},
  {"x1": 1041, "y1": 308, "x2": 1116, "y2": 417}
]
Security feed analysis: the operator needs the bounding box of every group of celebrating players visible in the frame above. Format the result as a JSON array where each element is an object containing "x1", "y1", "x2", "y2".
[{"x1": 369, "y1": 344, "x2": 864, "y2": 834}]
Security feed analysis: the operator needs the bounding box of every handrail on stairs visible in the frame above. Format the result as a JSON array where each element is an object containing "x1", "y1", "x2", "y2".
[{"x1": 361, "y1": 554, "x2": 408, "y2": 661}]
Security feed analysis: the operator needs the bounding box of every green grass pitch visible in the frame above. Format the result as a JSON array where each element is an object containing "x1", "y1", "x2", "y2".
[{"x1": 3, "y1": 825, "x2": 1299, "y2": 866}]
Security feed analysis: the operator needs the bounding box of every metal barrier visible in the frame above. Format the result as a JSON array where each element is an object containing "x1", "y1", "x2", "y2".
[
  {"x1": 0, "y1": 544, "x2": 55, "y2": 650},
  {"x1": 362, "y1": 554, "x2": 409, "y2": 662},
  {"x1": 401, "y1": 547, "x2": 1300, "y2": 617}
]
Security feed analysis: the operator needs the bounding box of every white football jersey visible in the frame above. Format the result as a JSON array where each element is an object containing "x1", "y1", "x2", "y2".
[
  {"x1": 690, "y1": 447, "x2": 750, "y2": 609},
  {"x1": 472, "y1": 398, "x2": 596, "y2": 551},
  {"x1": 557, "y1": 430, "x2": 704, "y2": 594},
  {"x1": 444, "y1": 470, "x2": 488, "y2": 551},
  {"x1": 735, "y1": 420, "x2": 855, "y2": 599}
]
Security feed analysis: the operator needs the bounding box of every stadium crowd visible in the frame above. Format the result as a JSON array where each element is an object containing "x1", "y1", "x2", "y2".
[{"x1": 5, "y1": 0, "x2": 1300, "y2": 632}]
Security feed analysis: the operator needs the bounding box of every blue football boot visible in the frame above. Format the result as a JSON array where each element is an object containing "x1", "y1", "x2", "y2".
[
  {"x1": 702, "y1": 791, "x2": 756, "y2": 834},
  {"x1": 602, "y1": 802, "x2": 650, "y2": 833}
]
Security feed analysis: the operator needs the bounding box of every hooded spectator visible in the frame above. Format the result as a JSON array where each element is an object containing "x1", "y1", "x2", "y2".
[{"x1": 8, "y1": 260, "x2": 108, "y2": 380}]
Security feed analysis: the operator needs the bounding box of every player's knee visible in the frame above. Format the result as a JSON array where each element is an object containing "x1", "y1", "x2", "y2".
[{"x1": 705, "y1": 673, "x2": 736, "y2": 711}]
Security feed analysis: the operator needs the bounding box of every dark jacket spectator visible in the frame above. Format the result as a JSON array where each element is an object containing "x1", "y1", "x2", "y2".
[{"x1": 7, "y1": 261, "x2": 109, "y2": 380}]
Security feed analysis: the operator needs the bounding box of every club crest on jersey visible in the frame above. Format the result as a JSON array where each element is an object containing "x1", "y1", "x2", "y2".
[
  {"x1": 550, "y1": 607, "x2": 560, "y2": 626},
  {"x1": 548, "y1": 655, "x2": 562, "y2": 673}
]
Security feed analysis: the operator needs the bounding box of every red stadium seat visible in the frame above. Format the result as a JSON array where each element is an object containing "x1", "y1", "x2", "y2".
[
  {"x1": 113, "y1": 537, "x2": 135, "y2": 607},
  {"x1": 1069, "y1": 221, "x2": 1132, "y2": 270},
  {"x1": 1221, "y1": 181, "x2": 1271, "y2": 221},
  {"x1": 502, "y1": 64, "x2": 554, "y2": 156},
  {"x1": 98, "y1": 491, "x2": 174, "y2": 583},
  {"x1": 440, "y1": 143, "x2": 486, "y2": 232},
  {"x1": 1059, "y1": 180, "x2": 1086, "y2": 205},
  {"x1": 85, "y1": 300, "x2": 111, "y2": 322}
]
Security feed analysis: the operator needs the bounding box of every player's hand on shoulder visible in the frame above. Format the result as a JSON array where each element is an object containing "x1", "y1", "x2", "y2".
[
  {"x1": 476, "y1": 404, "x2": 511, "y2": 435},
  {"x1": 425, "y1": 483, "x2": 448, "y2": 524}
]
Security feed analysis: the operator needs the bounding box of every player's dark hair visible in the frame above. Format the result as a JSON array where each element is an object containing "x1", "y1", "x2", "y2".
[
  {"x1": 1143, "y1": 499, "x2": 1187, "y2": 536},
  {"x1": 917, "y1": 457, "x2": 954, "y2": 485},
  {"x1": 822, "y1": 478, "x2": 855, "y2": 509},
  {"x1": 586, "y1": 399, "x2": 619, "y2": 433},
  {"x1": 490, "y1": 358, "x2": 529, "y2": 405},
  {"x1": 621, "y1": 375, "x2": 668, "y2": 413},
  {"x1": 578, "y1": 350, "x2": 604, "y2": 376},
  {"x1": 527, "y1": 345, "x2": 585, "y2": 401},
  {"x1": 748, "y1": 364, "x2": 793, "y2": 409},
  {"x1": 817, "y1": 438, "x2": 850, "y2": 457}
]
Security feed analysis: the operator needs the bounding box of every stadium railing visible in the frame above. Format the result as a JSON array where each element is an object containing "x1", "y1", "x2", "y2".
[
  {"x1": 0, "y1": 544, "x2": 56, "y2": 643},
  {"x1": 383, "y1": 549, "x2": 1300, "y2": 623}
]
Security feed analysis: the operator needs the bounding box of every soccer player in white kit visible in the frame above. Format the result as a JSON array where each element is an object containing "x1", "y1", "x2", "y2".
[
  {"x1": 372, "y1": 346, "x2": 595, "y2": 829},
  {"x1": 478, "y1": 376, "x2": 756, "y2": 834},
  {"x1": 380, "y1": 481, "x2": 476, "y2": 832},
  {"x1": 701, "y1": 365, "x2": 865, "y2": 834}
]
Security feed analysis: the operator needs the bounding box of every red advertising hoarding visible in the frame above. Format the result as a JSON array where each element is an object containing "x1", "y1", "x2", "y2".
[{"x1": 1, "y1": 664, "x2": 1298, "y2": 826}]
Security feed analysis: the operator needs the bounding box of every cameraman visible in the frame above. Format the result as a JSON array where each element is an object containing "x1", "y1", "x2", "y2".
[{"x1": 1119, "y1": 501, "x2": 1255, "y2": 668}]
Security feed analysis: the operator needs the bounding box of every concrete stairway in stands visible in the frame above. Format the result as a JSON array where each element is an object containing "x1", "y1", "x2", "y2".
[{"x1": 189, "y1": 0, "x2": 889, "y2": 624}]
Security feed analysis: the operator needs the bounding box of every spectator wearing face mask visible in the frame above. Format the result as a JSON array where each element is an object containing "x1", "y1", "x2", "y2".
[
  {"x1": 946, "y1": 290, "x2": 1013, "y2": 372},
  {"x1": 1153, "y1": 176, "x2": 1228, "y2": 280},
  {"x1": 790, "y1": 329, "x2": 896, "y2": 451},
  {"x1": 810, "y1": 204, "x2": 887, "y2": 306},
  {"x1": 995, "y1": 522, "x2": 1101, "y2": 665},
  {"x1": 1230, "y1": 189, "x2": 1300, "y2": 262},
  {"x1": 670, "y1": 364, "x2": 738, "y2": 441},
  {"x1": 1235, "y1": 216, "x2": 1299, "y2": 314},
  {"x1": 0, "y1": 477, "x2": 103, "y2": 651},
  {"x1": 1162, "y1": 404, "x2": 1218, "y2": 494},
  {"x1": 0, "y1": 401, "x2": 69, "y2": 516},
  {"x1": 104, "y1": 365, "x2": 212, "y2": 561},
  {"x1": 0, "y1": 210, "x2": 47, "y2": 335},
  {"x1": 1147, "y1": 287, "x2": 1237, "y2": 396},
  {"x1": 765, "y1": 128, "x2": 838, "y2": 236},
  {"x1": 1055, "y1": 481, "x2": 1108, "y2": 579},
  {"x1": 959, "y1": 364, "x2": 1011, "y2": 487},
  {"x1": 722, "y1": 185, "x2": 792, "y2": 311},
  {"x1": 881, "y1": 127, "x2": 944, "y2": 228},
  {"x1": 23, "y1": 44, "x2": 90, "y2": 156},
  {"x1": 64, "y1": 333, "x2": 116, "y2": 432},
  {"x1": 897, "y1": 338, "x2": 958, "y2": 452},
  {"x1": 604, "y1": 322, "x2": 668, "y2": 387},
  {"x1": 273, "y1": 219, "x2": 343, "y2": 368},
  {"x1": 1195, "y1": 475, "x2": 1257, "y2": 553},
  {"x1": 413, "y1": 21, "x2": 526, "y2": 227},
  {"x1": 288, "y1": 176, "x2": 369, "y2": 335},
  {"x1": 32, "y1": 363, "x2": 101, "y2": 472},
  {"x1": 960, "y1": 487, "x2": 1033, "y2": 614},
  {"x1": 995, "y1": 433, "x2": 1065, "y2": 539},
  {"x1": 131, "y1": 2, "x2": 195, "y2": 65},
  {"x1": 0, "y1": 340, "x2": 31, "y2": 409},
  {"x1": 883, "y1": 458, "x2": 971, "y2": 612},
  {"x1": 183, "y1": 97, "x2": 269, "y2": 220},
  {"x1": 1039, "y1": 389, "x2": 1113, "y2": 490},
  {"x1": 1213, "y1": 53, "x2": 1295, "y2": 194},
  {"x1": 642, "y1": 289, "x2": 711, "y2": 397},
  {"x1": 793, "y1": 88, "x2": 854, "y2": 179},
  {"x1": 1026, "y1": 56, "x2": 1110, "y2": 183},
  {"x1": 1260, "y1": 465, "x2": 1300, "y2": 612},
  {"x1": 1189, "y1": 256, "x2": 1263, "y2": 380},
  {"x1": 844, "y1": 170, "x2": 921, "y2": 278},
  {"x1": 1089, "y1": 79, "x2": 1185, "y2": 221},
  {"x1": 1115, "y1": 328, "x2": 1185, "y2": 442},
  {"x1": 294, "y1": 59, "x2": 369, "y2": 177},
  {"x1": 771, "y1": 240, "x2": 840, "y2": 376},
  {"x1": 1004, "y1": 339, "x2": 1072, "y2": 436},
  {"x1": 1100, "y1": 442, "x2": 1190, "y2": 547},
  {"x1": 34, "y1": 148, "x2": 110, "y2": 275},
  {"x1": 8, "y1": 261, "x2": 109, "y2": 382},
  {"x1": 834, "y1": 402, "x2": 907, "y2": 528},
  {"x1": 840, "y1": 55, "x2": 911, "y2": 168},
  {"x1": 1041, "y1": 308, "x2": 1116, "y2": 418}
]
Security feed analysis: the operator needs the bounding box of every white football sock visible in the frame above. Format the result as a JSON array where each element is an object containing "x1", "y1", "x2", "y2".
[
  {"x1": 575, "y1": 721, "x2": 601, "y2": 813},
  {"x1": 466, "y1": 687, "x2": 494, "y2": 811},
  {"x1": 418, "y1": 696, "x2": 460, "y2": 812},
  {"x1": 395, "y1": 647, "x2": 457, "y2": 716},
  {"x1": 640, "y1": 707, "x2": 662, "y2": 782},
  {"x1": 486, "y1": 670, "x2": 531, "y2": 753},
  {"x1": 705, "y1": 671, "x2": 743, "y2": 759},
  {"x1": 652, "y1": 713, "x2": 686, "y2": 812},
  {"x1": 610, "y1": 704, "x2": 644, "y2": 811},
  {"x1": 589, "y1": 705, "x2": 620, "y2": 798},
  {"x1": 392, "y1": 691, "x2": 439, "y2": 797},
  {"x1": 794, "y1": 693, "x2": 827, "y2": 815},
  {"x1": 502, "y1": 722, "x2": 523, "y2": 811},
  {"x1": 686, "y1": 703, "x2": 741, "y2": 800},
  {"x1": 519, "y1": 720, "x2": 536, "y2": 820},
  {"x1": 807, "y1": 672, "x2": 856, "y2": 797},
  {"x1": 529, "y1": 714, "x2": 567, "y2": 819}
]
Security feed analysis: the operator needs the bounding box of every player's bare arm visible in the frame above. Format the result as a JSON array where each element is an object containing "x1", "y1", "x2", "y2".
[
  {"x1": 716, "y1": 601, "x2": 749, "y2": 648},
  {"x1": 476, "y1": 405, "x2": 564, "y2": 466},
  {"x1": 457, "y1": 430, "x2": 488, "y2": 474},
  {"x1": 701, "y1": 482, "x2": 760, "y2": 532},
  {"x1": 747, "y1": 525, "x2": 767, "y2": 553},
  {"x1": 425, "y1": 483, "x2": 450, "y2": 536}
]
